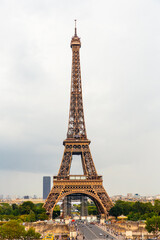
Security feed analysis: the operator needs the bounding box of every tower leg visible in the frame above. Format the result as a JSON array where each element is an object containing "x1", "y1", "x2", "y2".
[
  {"x1": 63, "y1": 197, "x2": 67, "y2": 218},
  {"x1": 81, "y1": 195, "x2": 88, "y2": 217},
  {"x1": 67, "y1": 195, "x2": 71, "y2": 216},
  {"x1": 63, "y1": 195, "x2": 71, "y2": 218}
]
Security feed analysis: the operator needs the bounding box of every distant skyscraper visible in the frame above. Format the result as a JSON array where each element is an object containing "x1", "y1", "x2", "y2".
[
  {"x1": 43, "y1": 176, "x2": 51, "y2": 199},
  {"x1": 0, "y1": 194, "x2": 3, "y2": 199}
]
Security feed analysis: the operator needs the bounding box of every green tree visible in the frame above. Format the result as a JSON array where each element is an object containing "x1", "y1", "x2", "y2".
[
  {"x1": 88, "y1": 204, "x2": 98, "y2": 215},
  {"x1": 37, "y1": 212, "x2": 49, "y2": 221},
  {"x1": 35, "y1": 203, "x2": 46, "y2": 215},
  {"x1": 144, "y1": 202, "x2": 154, "y2": 213},
  {"x1": 0, "y1": 201, "x2": 51, "y2": 222},
  {"x1": 128, "y1": 212, "x2": 141, "y2": 221},
  {"x1": 109, "y1": 200, "x2": 125, "y2": 217},
  {"x1": 154, "y1": 200, "x2": 160, "y2": 216},
  {"x1": 109, "y1": 200, "x2": 156, "y2": 221},
  {"x1": 0, "y1": 220, "x2": 25, "y2": 239},
  {"x1": 146, "y1": 216, "x2": 160, "y2": 238},
  {"x1": 19, "y1": 201, "x2": 35, "y2": 215},
  {"x1": 19, "y1": 214, "x2": 28, "y2": 222},
  {"x1": 25, "y1": 227, "x2": 41, "y2": 239},
  {"x1": 52, "y1": 205, "x2": 60, "y2": 219},
  {"x1": 87, "y1": 202, "x2": 98, "y2": 215},
  {"x1": 0, "y1": 203, "x2": 12, "y2": 215},
  {"x1": 12, "y1": 203, "x2": 20, "y2": 216},
  {"x1": 26, "y1": 210, "x2": 36, "y2": 222}
]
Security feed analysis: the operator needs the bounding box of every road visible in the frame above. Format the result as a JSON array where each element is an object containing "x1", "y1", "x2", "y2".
[{"x1": 77, "y1": 222, "x2": 116, "y2": 240}]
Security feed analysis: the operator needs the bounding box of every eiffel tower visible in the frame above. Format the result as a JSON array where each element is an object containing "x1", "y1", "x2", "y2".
[{"x1": 44, "y1": 21, "x2": 113, "y2": 218}]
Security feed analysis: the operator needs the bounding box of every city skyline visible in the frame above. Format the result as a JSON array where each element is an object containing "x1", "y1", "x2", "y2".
[
  {"x1": 1, "y1": 192, "x2": 160, "y2": 200},
  {"x1": 0, "y1": 0, "x2": 160, "y2": 197}
]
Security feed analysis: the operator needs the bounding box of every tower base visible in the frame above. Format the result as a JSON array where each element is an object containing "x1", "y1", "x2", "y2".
[{"x1": 44, "y1": 175, "x2": 113, "y2": 219}]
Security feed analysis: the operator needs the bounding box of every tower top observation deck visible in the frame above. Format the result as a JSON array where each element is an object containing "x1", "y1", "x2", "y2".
[{"x1": 70, "y1": 20, "x2": 81, "y2": 48}]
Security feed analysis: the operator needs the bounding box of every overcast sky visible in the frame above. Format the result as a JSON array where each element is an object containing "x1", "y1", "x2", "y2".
[{"x1": 0, "y1": 0, "x2": 160, "y2": 198}]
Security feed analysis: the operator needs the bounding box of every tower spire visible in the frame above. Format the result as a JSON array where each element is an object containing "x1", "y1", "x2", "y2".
[{"x1": 74, "y1": 19, "x2": 77, "y2": 36}]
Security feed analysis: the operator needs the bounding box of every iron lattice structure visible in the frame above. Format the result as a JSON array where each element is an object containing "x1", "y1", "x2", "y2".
[{"x1": 44, "y1": 23, "x2": 113, "y2": 218}]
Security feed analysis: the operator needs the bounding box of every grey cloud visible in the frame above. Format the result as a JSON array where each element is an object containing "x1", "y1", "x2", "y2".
[{"x1": 0, "y1": 0, "x2": 160, "y2": 196}]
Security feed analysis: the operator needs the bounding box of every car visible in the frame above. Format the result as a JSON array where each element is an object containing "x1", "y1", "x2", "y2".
[{"x1": 99, "y1": 233, "x2": 103, "y2": 236}]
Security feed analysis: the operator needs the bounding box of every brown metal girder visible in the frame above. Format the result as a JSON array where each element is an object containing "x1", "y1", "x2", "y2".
[{"x1": 82, "y1": 146, "x2": 98, "y2": 176}]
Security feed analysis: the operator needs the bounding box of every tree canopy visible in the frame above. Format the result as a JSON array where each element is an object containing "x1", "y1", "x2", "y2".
[
  {"x1": 109, "y1": 200, "x2": 160, "y2": 221},
  {"x1": 0, "y1": 201, "x2": 48, "y2": 222},
  {"x1": 0, "y1": 220, "x2": 41, "y2": 239},
  {"x1": 145, "y1": 216, "x2": 160, "y2": 238}
]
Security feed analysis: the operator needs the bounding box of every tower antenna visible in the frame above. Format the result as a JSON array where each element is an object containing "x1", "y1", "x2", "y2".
[{"x1": 74, "y1": 19, "x2": 77, "y2": 36}]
